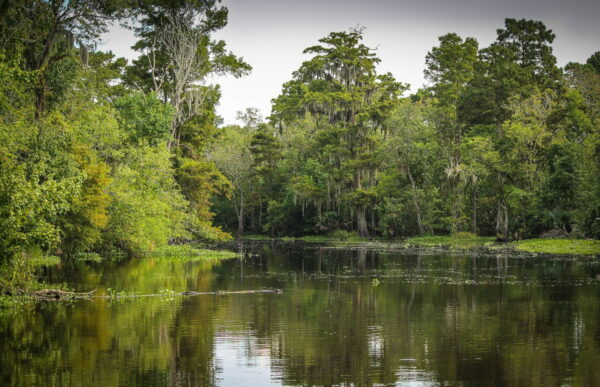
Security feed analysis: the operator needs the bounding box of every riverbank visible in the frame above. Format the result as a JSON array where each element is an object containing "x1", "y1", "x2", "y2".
[{"x1": 243, "y1": 233, "x2": 600, "y2": 256}]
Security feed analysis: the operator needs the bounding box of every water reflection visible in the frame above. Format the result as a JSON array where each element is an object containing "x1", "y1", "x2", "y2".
[{"x1": 1, "y1": 241, "x2": 600, "y2": 386}]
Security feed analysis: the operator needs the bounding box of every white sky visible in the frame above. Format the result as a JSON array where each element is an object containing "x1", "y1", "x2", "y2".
[{"x1": 100, "y1": 0, "x2": 600, "y2": 125}]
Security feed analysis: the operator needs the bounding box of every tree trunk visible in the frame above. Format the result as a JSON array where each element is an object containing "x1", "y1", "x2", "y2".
[
  {"x1": 356, "y1": 206, "x2": 369, "y2": 238},
  {"x1": 406, "y1": 166, "x2": 425, "y2": 235},
  {"x1": 370, "y1": 208, "x2": 376, "y2": 235},
  {"x1": 35, "y1": 85, "x2": 46, "y2": 120},
  {"x1": 495, "y1": 198, "x2": 509, "y2": 241},
  {"x1": 258, "y1": 198, "x2": 263, "y2": 231},
  {"x1": 237, "y1": 192, "x2": 244, "y2": 237},
  {"x1": 472, "y1": 183, "x2": 478, "y2": 234},
  {"x1": 494, "y1": 174, "x2": 510, "y2": 241},
  {"x1": 30, "y1": 19, "x2": 59, "y2": 120}
]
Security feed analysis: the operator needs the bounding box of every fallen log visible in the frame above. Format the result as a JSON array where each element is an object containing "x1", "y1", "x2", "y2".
[
  {"x1": 24, "y1": 288, "x2": 282, "y2": 301},
  {"x1": 32, "y1": 289, "x2": 96, "y2": 300},
  {"x1": 183, "y1": 289, "x2": 283, "y2": 296}
]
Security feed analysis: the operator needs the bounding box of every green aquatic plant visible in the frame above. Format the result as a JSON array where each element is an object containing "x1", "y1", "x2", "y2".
[
  {"x1": 72, "y1": 252, "x2": 103, "y2": 263},
  {"x1": 150, "y1": 245, "x2": 239, "y2": 260},
  {"x1": 158, "y1": 288, "x2": 177, "y2": 301}
]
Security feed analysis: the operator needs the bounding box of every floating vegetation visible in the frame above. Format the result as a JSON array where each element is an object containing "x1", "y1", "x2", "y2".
[
  {"x1": 106, "y1": 288, "x2": 141, "y2": 299},
  {"x1": 243, "y1": 234, "x2": 274, "y2": 241},
  {"x1": 29, "y1": 255, "x2": 61, "y2": 268},
  {"x1": 72, "y1": 252, "x2": 104, "y2": 263},
  {"x1": 158, "y1": 288, "x2": 177, "y2": 301},
  {"x1": 406, "y1": 233, "x2": 495, "y2": 249},
  {"x1": 148, "y1": 244, "x2": 240, "y2": 260}
]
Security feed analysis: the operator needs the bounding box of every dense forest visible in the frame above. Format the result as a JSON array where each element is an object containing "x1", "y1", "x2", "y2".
[
  {"x1": 212, "y1": 23, "x2": 600, "y2": 241},
  {"x1": 1, "y1": 0, "x2": 599, "y2": 274}
]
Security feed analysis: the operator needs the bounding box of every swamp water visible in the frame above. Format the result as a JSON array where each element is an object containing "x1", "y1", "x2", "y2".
[{"x1": 1, "y1": 241, "x2": 600, "y2": 386}]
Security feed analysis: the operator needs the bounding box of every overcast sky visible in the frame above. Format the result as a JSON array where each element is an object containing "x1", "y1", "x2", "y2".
[{"x1": 100, "y1": 0, "x2": 600, "y2": 125}]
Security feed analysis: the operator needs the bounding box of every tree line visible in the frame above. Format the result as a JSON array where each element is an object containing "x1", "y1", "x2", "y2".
[{"x1": 210, "y1": 21, "x2": 600, "y2": 241}]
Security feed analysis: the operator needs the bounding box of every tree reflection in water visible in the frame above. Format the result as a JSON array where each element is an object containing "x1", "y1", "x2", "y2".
[{"x1": 1, "y1": 241, "x2": 599, "y2": 386}]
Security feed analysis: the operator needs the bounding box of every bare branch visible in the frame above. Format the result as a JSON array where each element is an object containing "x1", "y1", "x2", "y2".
[{"x1": 149, "y1": 7, "x2": 212, "y2": 148}]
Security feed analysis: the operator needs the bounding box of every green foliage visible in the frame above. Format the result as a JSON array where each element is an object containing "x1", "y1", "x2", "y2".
[
  {"x1": 59, "y1": 144, "x2": 111, "y2": 256},
  {"x1": 270, "y1": 28, "x2": 406, "y2": 237},
  {"x1": 46, "y1": 56, "x2": 80, "y2": 109},
  {"x1": 209, "y1": 124, "x2": 256, "y2": 235},
  {"x1": 124, "y1": 0, "x2": 250, "y2": 146},
  {"x1": 0, "y1": 54, "x2": 34, "y2": 120},
  {"x1": 0, "y1": 115, "x2": 83, "y2": 262},
  {"x1": 113, "y1": 92, "x2": 174, "y2": 145},
  {"x1": 103, "y1": 145, "x2": 190, "y2": 253},
  {"x1": 264, "y1": 199, "x2": 293, "y2": 236},
  {"x1": 175, "y1": 157, "x2": 232, "y2": 241},
  {"x1": 0, "y1": 0, "x2": 246, "y2": 275},
  {"x1": 0, "y1": 0, "x2": 129, "y2": 117},
  {"x1": 587, "y1": 52, "x2": 600, "y2": 75},
  {"x1": 376, "y1": 197, "x2": 406, "y2": 236}
]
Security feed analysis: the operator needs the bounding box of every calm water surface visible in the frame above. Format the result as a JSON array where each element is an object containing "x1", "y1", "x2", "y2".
[{"x1": 1, "y1": 241, "x2": 600, "y2": 386}]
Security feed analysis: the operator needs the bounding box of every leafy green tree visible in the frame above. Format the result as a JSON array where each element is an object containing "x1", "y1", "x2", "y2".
[
  {"x1": 424, "y1": 33, "x2": 478, "y2": 231},
  {"x1": 125, "y1": 0, "x2": 251, "y2": 148},
  {"x1": 587, "y1": 52, "x2": 600, "y2": 75},
  {"x1": 0, "y1": 0, "x2": 128, "y2": 117},
  {"x1": 460, "y1": 19, "x2": 562, "y2": 239},
  {"x1": 123, "y1": 1, "x2": 251, "y2": 241},
  {"x1": 0, "y1": 54, "x2": 34, "y2": 122},
  {"x1": 496, "y1": 18, "x2": 562, "y2": 91},
  {"x1": 175, "y1": 157, "x2": 231, "y2": 241},
  {"x1": 380, "y1": 99, "x2": 441, "y2": 235},
  {"x1": 0, "y1": 114, "x2": 84, "y2": 262},
  {"x1": 210, "y1": 125, "x2": 256, "y2": 236},
  {"x1": 271, "y1": 28, "x2": 405, "y2": 236},
  {"x1": 566, "y1": 56, "x2": 600, "y2": 237},
  {"x1": 103, "y1": 145, "x2": 190, "y2": 253},
  {"x1": 59, "y1": 144, "x2": 111, "y2": 256}
]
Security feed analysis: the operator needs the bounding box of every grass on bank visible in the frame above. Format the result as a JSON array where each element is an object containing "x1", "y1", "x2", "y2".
[
  {"x1": 245, "y1": 231, "x2": 494, "y2": 248},
  {"x1": 407, "y1": 233, "x2": 600, "y2": 255},
  {"x1": 511, "y1": 238, "x2": 600, "y2": 255},
  {"x1": 245, "y1": 231, "x2": 600, "y2": 256}
]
